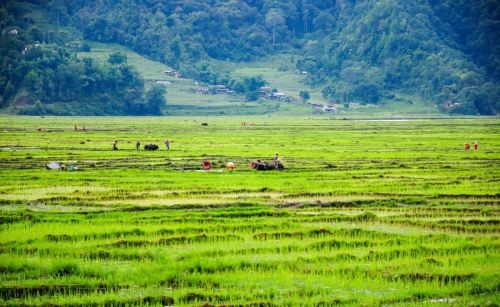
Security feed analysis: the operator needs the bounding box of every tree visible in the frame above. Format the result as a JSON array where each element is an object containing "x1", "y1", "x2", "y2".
[
  {"x1": 299, "y1": 91, "x2": 310, "y2": 102},
  {"x1": 170, "y1": 40, "x2": 181, "y2": 62},
  {"x1": 48, "y1": 0, "x2": 68, "y2": 27},
  {"x1": 144, "y1": 84, "x2": 166, "y2": 115},
  {"x1": 265, "y1": 9, "x2": 285, "y2": 46},
  {"x1": 1, "y1": 0, "x2": 499, "y2": 115},
  {"x1": 108, "y1": 52, "x2": 127, "y2": 65},
  {"x1": 353, "y1": 83, "x2": 381, "y2": 104},
  {"x1": 241, "y1": 76, "x2": 267, "y2": 101}
]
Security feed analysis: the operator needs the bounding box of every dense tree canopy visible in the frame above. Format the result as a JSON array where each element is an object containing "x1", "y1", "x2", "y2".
[
  {"x1": 0, "y1": 2, "x2": 166, "y2": 115},
  {"x1": 297, "y1": 0, "x2": 499, "y2": 114},
  {"x1": 0, "y1": 0, "x2": 498, "y2": 115}
]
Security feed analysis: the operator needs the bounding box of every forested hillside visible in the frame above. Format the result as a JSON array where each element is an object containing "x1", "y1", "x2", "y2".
[{"x1": 0, "y1": 0, "x2": 498, "y2": 115}]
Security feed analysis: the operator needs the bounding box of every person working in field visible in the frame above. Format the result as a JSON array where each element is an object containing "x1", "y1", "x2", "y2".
[
  {"x1": 136, "y1": 141, "x2": 140, "y2": 151},
  {"x1": 464, "y1": 143, "x2": 470, "y2": 150},
  {"x1": 226, "y1": 162, "x2": 235, "y2": 171},
  {"x1": 164, "y1": 139, "x2": 170, "y2": 150},
  {"x1": 473, "y1": 141, "x2": 478, "y2": 150},
  {"x1": 113, "y1": 140, "x2": 118, "y2": 150},
  {"x1": 273, "y1": 153, "x2": 283, "y2": 164},
  {"x1": 203, "y1": 159, "x2": 211, "y2": 170},
  {"x1": 273, "y1": 153, "x2": 285, "y2": 170}
]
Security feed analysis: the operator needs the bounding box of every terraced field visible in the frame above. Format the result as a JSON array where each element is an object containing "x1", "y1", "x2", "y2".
[
  {"x1": 77, "y1": 42, "x2": 309, "y2": 116},
  {"x1": 0, "y1": 116, "x2": 499, "y2": 306}
]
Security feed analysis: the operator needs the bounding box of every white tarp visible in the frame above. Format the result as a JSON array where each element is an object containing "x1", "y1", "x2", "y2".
[{"x1": 46, "y1": 162, "x2": 60, "y2": 169}]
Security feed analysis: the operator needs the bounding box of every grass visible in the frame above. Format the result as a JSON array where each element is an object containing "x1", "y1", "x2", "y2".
[
  {"x1": 77, "y1": 42, "x2": 296, "y2": 116},
  {"x1": 0, "y1": 115, "x2": 499, "y2": 306},
  {"x1": 218, "y1": 52, "x2": 326, "y2": 104},
  {"x1": 216, "y1": 53, "x2": 443, "y2": 117},
  {"x1": 78, "y1": 42, "x2": 443, "y2": 117}
]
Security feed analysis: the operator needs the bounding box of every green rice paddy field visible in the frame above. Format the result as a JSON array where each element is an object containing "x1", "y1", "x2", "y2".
[{"x1": 0, "y1": 116, "x2": 499, "y2": 306}]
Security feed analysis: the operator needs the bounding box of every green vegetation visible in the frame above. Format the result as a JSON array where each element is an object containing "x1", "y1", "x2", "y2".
[
  {"x1": 0, "y1": 18, "x2": 164, "y2": 115},
  {"x1": 78, "y1": 42, "x2": 311, "y2": 116},
  {"x1": 1, "y1": 1, "x2": 499, "y2": 115},
  {"x1": 305, "y1": 0, "x2": 500, "y2": 114},
  {"x1": 0, "y1": 116, "x2": 499, "y2": 305}
]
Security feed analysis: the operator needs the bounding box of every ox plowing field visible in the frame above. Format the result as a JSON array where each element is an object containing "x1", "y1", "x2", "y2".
[{"x1": 0, "y1": 116, "x2": 498, "y2": 306}]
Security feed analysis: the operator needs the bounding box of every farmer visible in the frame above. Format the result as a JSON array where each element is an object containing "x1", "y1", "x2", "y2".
[
  {"x1": 272, "y1": 153, "x2": 285, "y2": 170},
  {"x1": 74, "y1": 125, "x2": 78, "y2": 131},
  {"x1": 164, "y1": 139, "x2": 170, "y2": 150},
  {"x1": 464, "y1": 143, "x2": 470, "y2": 151},
  {"x1": 203, "y1": 159, "x2": 211, "y2": 170},
  {"x1": 136, "y1": 141, "x2": 140, "y2": 151},
  {"x1": 113, "y1": 140, "x2": 118, "y2": 150},
  {"x1": 473, "y1": 141, "x2": 478, "y2": 151},
  {"x1": 274, "y1": 153, "x2": 283, "y2": 164},
  {"x1": 227, "y1": 162, "x2": 235, "y2": 171}
]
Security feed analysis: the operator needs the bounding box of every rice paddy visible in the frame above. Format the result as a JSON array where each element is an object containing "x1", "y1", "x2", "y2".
[{"x1": 0, "y1": 116, "x2": 499, "y2": 306}]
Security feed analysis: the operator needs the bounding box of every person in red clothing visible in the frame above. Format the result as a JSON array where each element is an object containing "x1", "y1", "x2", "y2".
[
  {"x1": 464, "y1": 143, "x2": 470, "y2": 150},
  {"x1": 473, "y1": 141, "x2": 478, "y2": 150},
  {"x1": 203, "y1": 159, "x2": 211, "y2": 170}
]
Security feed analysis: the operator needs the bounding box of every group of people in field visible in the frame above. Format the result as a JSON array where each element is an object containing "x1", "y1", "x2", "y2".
[
  {"x1": 464, "y1": 141, "x2": 479, "y2": 151},
  {"x1": 111, "y1": 139, "x2": 170, "y2": 151},
  {"x1": 74, "y1": 125, "x2": 86, "y2": 131},
  {"x1": 203, "y1": 153, "x2": 284, "y2": 171},
  {"x1": 67, "y1": 124, "x2": 285, "y2": 171}
]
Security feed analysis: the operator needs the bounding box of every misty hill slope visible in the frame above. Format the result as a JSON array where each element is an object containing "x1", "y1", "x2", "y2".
[{"x1": 0, "y1": 0, "x2": 498, "y2": 115}]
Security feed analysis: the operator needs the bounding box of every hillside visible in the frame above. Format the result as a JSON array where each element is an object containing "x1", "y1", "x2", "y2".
[
  {"x1": 78, "y1": 42, "x2": 313, "y2": 116},
  {"x1": 0, "y1": 0, "x2": 498, "y2": 115}
]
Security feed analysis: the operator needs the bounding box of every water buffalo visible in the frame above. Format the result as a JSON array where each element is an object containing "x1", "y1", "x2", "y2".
[
  {"x1": 250, "y1": 160, "x2": 284, "y2": 171},
  {"x1": 144, "y1": 144, "x2": 159, "y2": 151}
]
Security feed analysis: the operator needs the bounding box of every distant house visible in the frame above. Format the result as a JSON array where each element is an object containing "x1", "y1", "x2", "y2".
[
  {"x1": 156, "y1": 81, "x2": 171, "y2": 85},
  {"x1": 259, "y1": 86, "x2": 272, "y2": 95},
  {"x1": 269, "y1": 92, "x2": 290, "y2": 101},
  {"x1": 22, "y1": 43, "x2": 42, "y2": 54},
  {"x1": 307, "y1": 102, "x2": 323, "y2": 107},
  {"x1": 443, "y1": 100, "x2": 453, "y2": 109},
  {"x1": 3, "y1": 28, "x2": 18, "y2": 35},
  {"x1": 323, "y1": 105, "x2": 337, "y2": 113},
  {"x1": 198, "y1": 84, "x2": 234, "y2": 95},
  {"x1": 214, "y1": 85, "x2": 229, "y2": 94},
  {"x1": 197, "y1": 87, "x2": 210, "y2": 94},
  {"x1": 65, "y1": 41, "x2": 83, "y2": 49},
  {"x1": 161, "y1": 70, "x2": 177, "y2": 76},
  {"x1": 442, "y1": 100, "x2": 462, "y2": 109}
]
